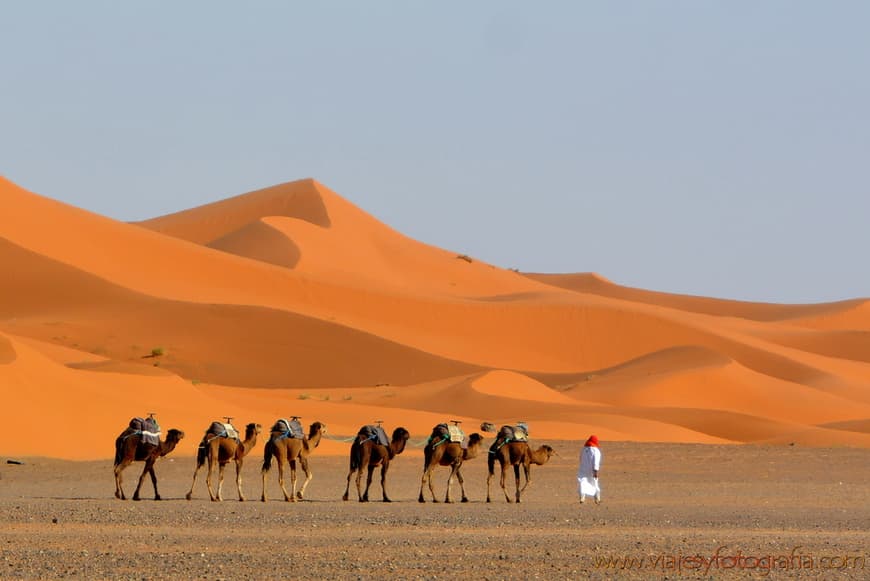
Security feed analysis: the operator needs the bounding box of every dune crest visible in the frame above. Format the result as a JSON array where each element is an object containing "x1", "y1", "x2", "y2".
[{"x1": 2, "y1": 175, "x2": 869, "y2": 459}]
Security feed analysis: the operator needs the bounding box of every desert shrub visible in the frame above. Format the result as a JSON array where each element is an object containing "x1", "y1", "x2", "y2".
[
  {"x1": 456, "y1": 254, "x2": 472, "y2": 263},
  {"x1": 150, "y1": 347, "x2": 165, "y2": 357}
]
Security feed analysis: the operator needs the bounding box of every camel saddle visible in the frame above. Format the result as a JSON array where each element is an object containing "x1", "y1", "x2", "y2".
[
  {"x1": 126, "y1": 417, "x2": 161, "y2": 447},
  {"x1": 358, "y1": 425, "x2": 390, "y2": 447},
  {"x1": 429, "y1": 423, "x2": 466, "y2": 447},
  {"x1": 489, "y1": 424, "x2": 529, "y2": 454},
  {"x1": 205, "y1": 421, "x2": 239, "y2": 441},
  {"x1": 272, "y1": 418, "x2": 304, "y2": 440}
]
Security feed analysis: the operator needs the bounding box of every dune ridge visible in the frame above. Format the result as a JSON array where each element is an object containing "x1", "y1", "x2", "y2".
[{"x1": 1, "y1": 175, "x2": 869, "y2": 459}]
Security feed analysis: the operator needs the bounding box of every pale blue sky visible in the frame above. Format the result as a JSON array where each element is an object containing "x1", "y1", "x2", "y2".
[{"x1": 2, "y1": 2, "x2": 868, "y2": 303}]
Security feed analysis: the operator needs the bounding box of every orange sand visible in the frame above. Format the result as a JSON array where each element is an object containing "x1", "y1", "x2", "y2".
[{"x1": 1, "y1": 176, "x2": 868, "y2": 459}]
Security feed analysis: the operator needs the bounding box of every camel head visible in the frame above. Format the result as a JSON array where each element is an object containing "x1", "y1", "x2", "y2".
[
  {"x1": 535, "y1": 444, "x2": 556, "y2": 465},
  {"x1": 159, "y1": 429, "x2": 185, "y2": 456},
  {"x1": 390, "y1": 427, "x2": 410, "y2": 457},
  {"x1": 308, "y1": 421, "x2": 327, "y2": 447},
  {"x1": 467, "y1": 433, "x2": 484, "y2": 447},
  {"x1": 245, "y1": 423, "x2": 262, "y2": 438},
  {"x1": 462, "y1": 433, "x2": 485, "y2": 460}
]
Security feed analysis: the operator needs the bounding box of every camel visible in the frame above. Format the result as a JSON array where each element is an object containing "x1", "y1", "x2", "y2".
[
  {"x1": 342, "y1": 425, "x2": 410, "y2": 502},
  {"x1": 260, "y1": 420, "x2": 326, "y2": 502},
  {"x1": 185, "y1": 421, "x2": 261, "y2": 502},
  {"x1": 113, "y1": 422, "x2": 184, "y2": 501},
  {"x1": 418, "y1": 426, "x2": 485, "y2": 503},
  {"x1": 486, "y1": 441, "x2": 555, "y2": 503}
]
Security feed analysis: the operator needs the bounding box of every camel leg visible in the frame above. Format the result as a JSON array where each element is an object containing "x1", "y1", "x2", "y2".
[
  {"x1": 444, "y1": 464, "x2": 457, "y2": 503},
  {"x1": 418, "y1": 465, "x2": 433, "y2": 503},
  {"x1": 216, "y1": 463, "x2": 227, "y2": 502},
  {"x1": 362, "y1": 464, "x2": 375, "y2": 502},
  {"x1": 456, "y1": 465, "x2": 469, "y2": 503},
  {"x1": 501, "y1": 462, "x2": 512, "y2": 503},
  {"x1": 113, "y1": 462, "x2": 130, "y2": 500},
  {"x1": 287, "y1": 459, "x2": 298, "y2": 502},
  {"x1": 260, "y1": 466, "x2": 269, "y2": 502},
  {"x1": 186, "y1": 455, "x2": 205, "y2": 500},
  {"x1": 149, "y1": 463, "x2": 162, "y2": 501},
  {"x1": 513, "y1": 463, "x2": 522, "y2": 503},
  {"x1": 236, "y1": 459, "x2": 245, "y2": 502},
  {"x1": 277, "y1": 459, "x2": 292, "y2": 502},
  {"x1": 260, "y1": 444, "x2": 272, "y2": 502},
  {"x1": 342, "y1": 467, "x2": 353, "y2": 501},
  {"x1": 206, "y1": 452, "x2": 217, "y2": 501},
  {"x1": 520, "y1": 462, "x2": 532, "y2": 493},
  {"x1": 134, "y1": 458, "x2": 160, "y2": 501},
  {"x1": 486, "y1": 463, "x2": 494, "y2": 503},
  {"x1": 381, "y1": 463, "x2": 392, "y2": 502},
  {"x1": 296, "y1": 458, "x2": 312, "y2": 500},
  {"x1": 132, "y1": 463, "x2": 150, "y2": 501}
]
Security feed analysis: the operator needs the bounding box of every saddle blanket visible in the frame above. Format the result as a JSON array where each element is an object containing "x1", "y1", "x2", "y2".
[
  {"x1": 128, "y1": 417, "x2": 161, "y2": 446},
  {"x1": 272, "y1": 418, "x2": 304, "y2": 439},
  {"x1": 447, "y1": 424, "x2": 465, "y2": 443},
  {"x1": 359, "y1": 425, "x2": 390, "y2": 447},
  {"x1": 206, "y1": 421, "x2": 239, "y2": 440}
]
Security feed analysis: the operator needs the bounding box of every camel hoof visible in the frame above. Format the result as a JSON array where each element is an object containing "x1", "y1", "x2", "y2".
[
  {"x1": 132, "y1": 497, "x2": 141, "y2": 502},
  {"x1": 342, "y1": 494, "x2": 349, "y2": 502},
  {"x1": 154, "y1": 496, "x2": 162, "y2": 501},
  {"x1": 296, "y1": 492, "x2": 304, "y2": 500},
  {"x1": 260, "y1": 497, "x2": 267, "y2": 503},
  {"x1": 461, "y1": 497, "x2": 469, "y2": 503},
  {"x1": 185, "y1": 493, "x2": 192, "y2": 501},
  {"x1": 238, "y1": 498, "x2": 245, "y2": 502},
  {"x1": 433, "y1": 499, "x2": 440, "y2": 504},
  {"x1": 444, "y1": 499, "x2": 453, "y2": 504},
  {"x1": 383, "y1": 498, "x2": 392, "y2": 503},
  {"x1": 418, "y1": 497, "x2": 425, "y2": 503}
]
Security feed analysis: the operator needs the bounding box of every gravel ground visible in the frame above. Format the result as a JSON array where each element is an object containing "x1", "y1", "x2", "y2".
[{"x1": 1, "y1": 441, "x2": 868, "y2": 580}]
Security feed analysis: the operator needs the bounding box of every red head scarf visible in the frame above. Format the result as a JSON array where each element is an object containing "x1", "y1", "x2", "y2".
[{"x1": 585, "y1": 435, "x2": 599, "y2": 447}]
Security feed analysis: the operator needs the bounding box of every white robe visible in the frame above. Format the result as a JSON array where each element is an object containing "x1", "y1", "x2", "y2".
[{"x1": 577, "y1": 445, "x2": 601, "y2": 498}]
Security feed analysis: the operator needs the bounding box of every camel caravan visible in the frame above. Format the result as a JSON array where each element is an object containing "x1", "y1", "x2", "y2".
[{"x1": 112, "y1": 414, "x2": 554, "y2": 504}]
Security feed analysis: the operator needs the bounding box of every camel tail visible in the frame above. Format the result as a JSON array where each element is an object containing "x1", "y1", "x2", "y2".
[
  {"x1": 261, "y1": 439, "x2": 274, "y2": 472},
  {"x1": 348, "y1": 439, "x2": 362, "y2": 472},
  {"x1": 113, "y1": 438, "x2": 124, "y2": 466},
  {"x1": 195, "y1": 439, "x2": 208, "y2": 467}
]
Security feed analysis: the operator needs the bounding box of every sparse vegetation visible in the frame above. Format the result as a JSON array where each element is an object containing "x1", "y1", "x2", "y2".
[
  {"x1": 298, "y1": 393, "x2": 312, "y2": 400},
  {"x1": 150, "y1": 347, "x2": 165, "y2": 357},
  {"x1": 343, "y1": 395, "x2": 353, "y2": 401},
  {"x1": 191, "y1": 379, "x2": 202, "y2": 385},
  {"x1": 456, "y1": 254, "x2": 473, "y2": 263},
  {"x1": 321, "y1": 395, "x2": 331, "y2": 401}
]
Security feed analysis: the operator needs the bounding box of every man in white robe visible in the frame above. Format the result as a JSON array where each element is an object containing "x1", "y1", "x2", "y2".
[{"x1": 577, "y1": 434, "x2": 601, "y2": 504}]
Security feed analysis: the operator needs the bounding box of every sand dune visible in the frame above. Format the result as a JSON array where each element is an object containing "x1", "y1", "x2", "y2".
[{"x1": 1, "y1": 175, "x2": 869, "y2": 459}]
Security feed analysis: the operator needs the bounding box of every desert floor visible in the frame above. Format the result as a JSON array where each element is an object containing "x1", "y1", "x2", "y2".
[{"x1": 1, "y1": 442, "x2": 867, "y2": 580}]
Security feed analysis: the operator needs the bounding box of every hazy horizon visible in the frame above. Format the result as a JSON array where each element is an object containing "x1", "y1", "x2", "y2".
[{"x1": 2, "y1": 1, "x2": 868, "y2": 303}]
